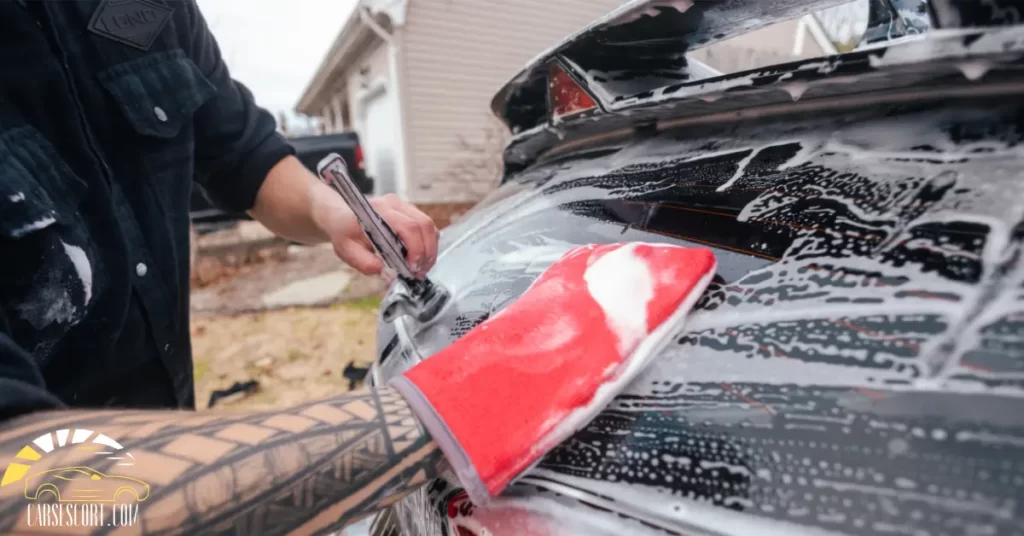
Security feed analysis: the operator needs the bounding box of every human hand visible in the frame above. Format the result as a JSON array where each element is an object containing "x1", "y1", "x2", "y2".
[{"x1": 315, "y1": 193, "x2": 439, "y2": 277}]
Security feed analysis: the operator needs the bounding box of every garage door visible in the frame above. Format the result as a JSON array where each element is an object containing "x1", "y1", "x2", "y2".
[{"x1": 361, "y1": 90, "x2": 398, "y2": 196}]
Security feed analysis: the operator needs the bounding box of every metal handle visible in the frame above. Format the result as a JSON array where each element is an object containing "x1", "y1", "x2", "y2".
[
  {"x1": 315, "y1": 153, "x2": 442, "y2": 305},
  {"x1": 316, "y1": 153, "x2": 418, "y2": 279}
]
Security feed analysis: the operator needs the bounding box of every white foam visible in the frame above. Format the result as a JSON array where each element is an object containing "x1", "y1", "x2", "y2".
[
  {"x1": 716, "y1": 147, "x2": 759, "y2": 192},
  {"x1": 699, "y1": 460, "x2": 754, "y2": 478},
  {"x1": 62, "y1": 241, "x2": 93, "y2": 305},
  {"x1": 616, "y1": 74, "x2": 756, "y2": 109},
  {"x1": 954, "y1": 430, "x2": 1024, "y2": 449},
  {"x1": 614, "y1": 0, "x2": 693, "y2": 24},
  {"x1": 783, "y1": 82, "x2": 810, "y2": 102},
  {"x1": 584, "y1": 244, "x2": 653, "y2": 355},
  {"x1": 813, "y1": 479, "x2": 1013, "y2": 519},
  {"x1": 959, "y1": 60, "x2": 992, "y2": 81},
  {"x1": 497, "y1": 242, "x2": 578, "y2": 274},
  {"x1": 11, "y1": 215, "x2": 55, "y2": 237},
  {"x1": 661, "y1": 453, "x2": 692, "y2": 466},
  {"x1": 523, "y1": 470, "x2": 847, "y2": 536}
]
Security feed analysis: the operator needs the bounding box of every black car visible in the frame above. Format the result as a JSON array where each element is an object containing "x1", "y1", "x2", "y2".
[
  {"x1": 370, "y1": 0, "x2": 1024, "y2": 535},
  {"x1": 189, "y1": 131, "x2": 373, "y2": 232}
]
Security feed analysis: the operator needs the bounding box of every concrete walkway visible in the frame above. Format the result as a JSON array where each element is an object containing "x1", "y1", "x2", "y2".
[
  {"x1": 261, "y1": 270, "x2": 354, "y2": 308},
  {"x1": 191, "y1": 242, "x2": 389, "y2": 316}
]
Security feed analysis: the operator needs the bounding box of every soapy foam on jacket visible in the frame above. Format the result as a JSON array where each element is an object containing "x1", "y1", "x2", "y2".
[
  {"x1": 62, "y1": 241, "x2": 93, "y2": 305},
  {"x1": 11, "y1": 216, "x2": 56, "y2": 238}
]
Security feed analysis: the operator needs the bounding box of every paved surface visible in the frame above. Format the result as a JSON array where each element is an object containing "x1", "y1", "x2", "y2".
[
  {"x1": 191, "y1": 242, "x2": 389, "y2": 316},
  {"x1": 261, "y1": 270, "x2": 354, "y2": 308}
]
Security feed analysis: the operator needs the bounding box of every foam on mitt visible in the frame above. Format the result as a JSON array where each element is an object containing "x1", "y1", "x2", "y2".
[{"x1": 390, "y1": 243, "x2": 717, "y2": 504}]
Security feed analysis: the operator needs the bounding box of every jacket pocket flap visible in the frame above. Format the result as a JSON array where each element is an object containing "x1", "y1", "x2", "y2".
[{"x1": 98, "y1": 49, "x2": 217, "y2": 139}]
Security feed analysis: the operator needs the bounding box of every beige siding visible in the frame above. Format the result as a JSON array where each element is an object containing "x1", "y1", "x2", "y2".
[
  {"x1": 309, "y1": 38, "x2": 391, "y2": 134},
  {"x1": 399, "y1": 0, "x2": 625, "y2": 204}
]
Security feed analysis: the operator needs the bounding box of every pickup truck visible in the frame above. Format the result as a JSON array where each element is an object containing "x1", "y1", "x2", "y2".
[{"x1": 189, "y1": 131, "x2": 374, "y2": 232}]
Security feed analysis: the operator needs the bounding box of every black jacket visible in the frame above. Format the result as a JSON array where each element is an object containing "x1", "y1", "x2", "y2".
[{"x1": 0, "y1": 0, "x2": 294, "y2": 417}]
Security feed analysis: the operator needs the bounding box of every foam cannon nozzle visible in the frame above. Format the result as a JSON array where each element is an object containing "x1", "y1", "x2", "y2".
[{"x1": 316, "y1": 153, "x2": 450, "y2": 323}]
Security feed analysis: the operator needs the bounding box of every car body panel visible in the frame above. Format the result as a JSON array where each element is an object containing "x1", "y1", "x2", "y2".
[
  {"x1": 497, "y1": 21, "x2": 1024, "y2": 176},
  {"x1": 374, "y1": 95, "x2": 1024, "y2": 535},
  {"x1": 371, "y1": 1, "x2": 1024, "y2": 534}
]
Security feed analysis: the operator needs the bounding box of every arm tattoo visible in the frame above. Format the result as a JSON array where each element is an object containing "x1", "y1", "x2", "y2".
[{"x1": 0, "y1": 387, "x2": 444, "y2": 535}]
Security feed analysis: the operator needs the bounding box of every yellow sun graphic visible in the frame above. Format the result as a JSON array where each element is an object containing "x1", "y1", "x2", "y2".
[{"x1": 1, "y1": 429, "x2": 136, "y2": 487}]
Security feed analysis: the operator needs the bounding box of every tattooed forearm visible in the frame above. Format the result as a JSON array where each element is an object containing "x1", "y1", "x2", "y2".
[{"x1": 0, "y1": 387, "x2": 444, "y2": 535}]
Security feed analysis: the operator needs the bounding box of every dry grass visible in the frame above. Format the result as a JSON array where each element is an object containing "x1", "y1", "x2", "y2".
[{"x1": 191, "y1": 297, "x2": 382, "y2": 412}]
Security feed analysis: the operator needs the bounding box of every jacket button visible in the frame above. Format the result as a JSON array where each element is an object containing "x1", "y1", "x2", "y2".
[
  {"x1": 154, "y1": 106, "x2": 168, "y2": 122},
  {"x1": 136, "y1": 262, "x2": 148, "y2": 277}
]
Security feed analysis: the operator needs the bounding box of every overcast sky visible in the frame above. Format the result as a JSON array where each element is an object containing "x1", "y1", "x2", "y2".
[{"x1": 197, "y1": 0, "x2": 359, "y2": 125}]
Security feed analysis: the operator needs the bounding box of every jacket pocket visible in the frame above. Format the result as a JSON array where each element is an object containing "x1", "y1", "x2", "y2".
[
  {"x1": 97, "y1": 49, "x2": 216, "y2": 139},
  {"x1": 0, "y1": 126, "x2": 85, "y2": 238},
  {"x1": 0, "y1": 127, "x2": 94, "y2": 364}
]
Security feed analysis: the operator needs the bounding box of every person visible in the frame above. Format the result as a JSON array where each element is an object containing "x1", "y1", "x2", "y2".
[{"x1": 0, "y1": 0, "x2": 440, "y2": 533}]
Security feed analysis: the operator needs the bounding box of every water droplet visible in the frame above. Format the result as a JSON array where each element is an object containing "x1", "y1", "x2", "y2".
[
  {"x1": 958, "y1": 60, "x2": 991, "y2": 81},
  {"x1": 888, "y1": 438, "x2": 910, "y2": 455}
]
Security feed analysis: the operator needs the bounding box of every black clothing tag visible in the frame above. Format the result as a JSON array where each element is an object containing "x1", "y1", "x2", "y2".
[{"x1": 87, "y1": 0, "x2": 172, "y2": 51}]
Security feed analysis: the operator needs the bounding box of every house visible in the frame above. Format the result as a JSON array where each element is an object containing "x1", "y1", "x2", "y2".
[{"x1": 295, "y1": 0, "x2": 865, "y2": 226}]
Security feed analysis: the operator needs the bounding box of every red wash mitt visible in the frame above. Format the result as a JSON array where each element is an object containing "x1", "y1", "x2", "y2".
[{"x1": 390, "y1": 243, "x2": 717, "y2": 504}]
